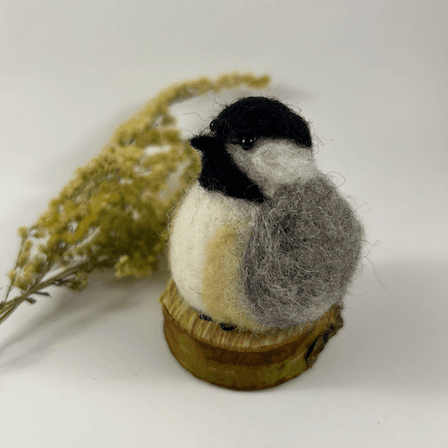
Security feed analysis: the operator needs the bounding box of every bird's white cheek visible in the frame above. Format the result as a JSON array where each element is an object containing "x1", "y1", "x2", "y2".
[
  {"x1": 254, "y1": 142, "x2": 317, "y2": 181},
  {"x1": 232, "y1": 140, "x2": 319, "y2": 197}
]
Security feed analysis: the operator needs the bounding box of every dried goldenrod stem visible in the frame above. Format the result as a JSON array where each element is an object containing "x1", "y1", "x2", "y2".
[
  {"x1": 1, "y1": 72, "x2": 271, "y2": 327},
  {"x1": 0, "y1": 265, "x2": 86, "y2": 325}
]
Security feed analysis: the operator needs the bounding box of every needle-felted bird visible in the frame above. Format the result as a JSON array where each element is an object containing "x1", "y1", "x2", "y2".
[{"x1": 169, "y1": 97, "x2": 363, "y2": 333}]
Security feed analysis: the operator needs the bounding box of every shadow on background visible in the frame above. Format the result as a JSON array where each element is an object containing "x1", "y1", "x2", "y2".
[
  {"x1": 0, "y1": 253, "x2": 172, "y2": 375},
  {"x1": 277, "y1": 256, "x2": 448, "y2": 397}
]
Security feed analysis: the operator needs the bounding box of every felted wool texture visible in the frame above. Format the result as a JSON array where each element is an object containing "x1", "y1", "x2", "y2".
[
  {"x1": 201, "y1": 222, "x2": 270, "y2": 332},
  {"x1": 208, "y1": 96, "x2": 312, "y2": 149},
  {"x1": 241, "y1": 175, "x2": 364, "y2": 328},
  {"x1": 171, "y1": 96, "x2": 364, "y2": 332},
  {"x1": 190, "y1": 134, "x2": 266, "y2": 203},
  {"x1": 190, "y1": 96, "x2": 312, "y2": 203},
  {"x1": 228, "y1": 138, "x2": 318, "y2": 198},
  {"x1": 168, "y1": 181, "x2": 259, "y2": 321}
]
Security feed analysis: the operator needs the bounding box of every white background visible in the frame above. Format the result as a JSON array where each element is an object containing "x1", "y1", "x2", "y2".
[{"x1": 1, "y1": 1, "x2": 447, "y2": 447}]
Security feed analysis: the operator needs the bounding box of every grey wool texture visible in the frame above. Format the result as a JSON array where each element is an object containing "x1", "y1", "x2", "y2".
[{"x1": 242, "y1": 175, "x2": 364, "y2": 328}]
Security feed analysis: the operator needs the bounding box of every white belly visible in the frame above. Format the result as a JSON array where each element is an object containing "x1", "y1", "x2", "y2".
[{"x1": 168, "y1": 182, "x2": 257, "y2": 313}]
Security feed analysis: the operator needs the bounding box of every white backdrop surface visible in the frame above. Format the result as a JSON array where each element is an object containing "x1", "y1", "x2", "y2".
[{"x1": 1, "y1": 1, "x2": 447, "y2": 447}]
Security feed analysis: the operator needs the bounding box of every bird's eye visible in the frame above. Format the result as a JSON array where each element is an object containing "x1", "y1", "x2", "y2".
[
  {"x1": 240, "y1": 136, "x2": 255, "y2": 150},
  {"x1": 210, "y1": 120, "x2": 217, "y2": 132}
]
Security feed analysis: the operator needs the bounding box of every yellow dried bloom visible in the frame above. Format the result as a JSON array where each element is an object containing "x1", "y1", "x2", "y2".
[
  {"x1": 15, "y1": 271, "x2": 34, "y2": 291},
  {"x1": 7, "y1": 269, "x2": 17, "y2": 285},
  {"x1": 18, "y1": 227, "x2": 28, "y2": 239},
  {"x1": 67, "y1": 272, "x2": 89, "y2": 291},
  {"x1": 17, "y1": 250, "x2": 31, "y2": 269},
  {"x1": 33, "y1": 228, "x2": 46, "y2": 239}
]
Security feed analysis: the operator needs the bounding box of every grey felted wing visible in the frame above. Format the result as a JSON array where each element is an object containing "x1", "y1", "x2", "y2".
[{"x1": 242, "y1": 175, "x2": 364, "y2": 328}]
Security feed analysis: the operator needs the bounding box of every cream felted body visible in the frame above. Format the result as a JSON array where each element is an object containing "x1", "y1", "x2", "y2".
[{"x1": 169, "y1": 182, "x2": 265, "y2": 330}]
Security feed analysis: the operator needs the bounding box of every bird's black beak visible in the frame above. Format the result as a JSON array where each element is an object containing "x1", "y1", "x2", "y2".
[{"x1": 190, "y1": 135, "x2": 220, "y2": 155}]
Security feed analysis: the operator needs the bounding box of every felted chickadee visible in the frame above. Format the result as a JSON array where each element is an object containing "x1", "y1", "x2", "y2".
[{"x1": 169, "y1": 97, "x2": 363, "y2": 333}]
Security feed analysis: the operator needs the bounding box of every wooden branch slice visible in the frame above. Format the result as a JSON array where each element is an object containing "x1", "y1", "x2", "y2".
[{"x1": 160, "y1": 279, "x2": 343, "y2": 391}]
